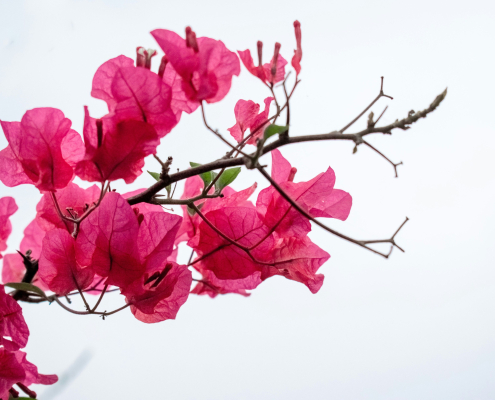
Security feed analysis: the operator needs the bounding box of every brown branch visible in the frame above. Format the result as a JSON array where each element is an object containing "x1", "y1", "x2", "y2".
[{"x1": 127, "y1": 88, "x2": 447, "y2": 206}]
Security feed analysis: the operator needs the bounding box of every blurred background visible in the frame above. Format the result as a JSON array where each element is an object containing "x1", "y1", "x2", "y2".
[{"x1": 0, "y1": 0, "x2": 494, "y2": 398}]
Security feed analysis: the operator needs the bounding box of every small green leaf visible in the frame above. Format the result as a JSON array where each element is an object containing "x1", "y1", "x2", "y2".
[
  {"x1": 165, "y1": 184, "x2": 172, "y2": 197},
  {"x1": 5, "y1": 282, "x2": 48, "y2": 299},
  {"x1": 263, "y1": 124, "x2": 288, "y2": 140},
  {"x1": 147, "y1": 170, "x2": 160, "y2": 181},
  {"x1": 190, "y1": 162, "x2": 213, "y2": 187},
  {"x1": 215, "y1": 168, "x2": 241, "y2": 191}
]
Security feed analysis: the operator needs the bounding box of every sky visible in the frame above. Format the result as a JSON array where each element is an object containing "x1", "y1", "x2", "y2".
[{"x1": 0, "y1": 0, "x2": 494, "y2": 398}]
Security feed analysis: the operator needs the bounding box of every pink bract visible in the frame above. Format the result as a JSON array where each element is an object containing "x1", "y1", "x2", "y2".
[
  {"x1": 38, "y1": 229, "x2": 95, "y2": 296},
  {"x1": 162, "y1": 62, "x2": 200, "y2": 117},
  {"x1": 123, "y1": 261, "x2": 192, "y2": 323},
  {"x1": 257, "y1": 149, "x2": 352, "y2": 238},
  {"x1": 0, "y1": 197, "x2": 17, "y2": 257},
  {"x1": 228, "y1": 97, "x2": 273, "y2": 144},
  {"x1": 111, "y1": 66, "x2": 178, "y2": 137},
  {"x1": 36, "y1": 182, "x2": 100, "y2": 232},
  {"x1": 0, "y1": 348, "x2": 58, "y2": 400},
  {"x1": 191, "y1": 268, "x2": 261, "y2": 298},
  {"x1": 238, "y1": 49, "x2": 288, "y2": 85},
  {"x1": 0, "y1": 285, "x2": 29, "y2": 351},
  {"x1": 0, "y1": 108, "x2": 84, "y2": 191},
  {"x1": 151, "y1": 29, "x2": 240, "y2": 104},
  {"x1": 76, "y1": 192, "x2": 144, "y2": 288},
  {"x1": 92, "y1": 56, "x2": 178, "y2": 137},
  {"x1": 75, "y1": 108, "x2": 160, "y2": 183},
  {"x1": 137, "y1": 212, "x2": 182, "y2": 274}
]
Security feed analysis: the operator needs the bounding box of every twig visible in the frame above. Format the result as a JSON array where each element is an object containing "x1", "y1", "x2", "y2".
[
  {"x1": 340, "y1": 76, "x2": 393, "y2": 133},
  {"x1": 362, "y1": 140, "x2": 403, "y2": 177}
]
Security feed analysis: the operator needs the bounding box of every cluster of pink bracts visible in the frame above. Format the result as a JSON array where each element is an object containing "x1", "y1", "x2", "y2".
[{"x1": 0, "y1": 21, "x2": 350, "y2": 396}]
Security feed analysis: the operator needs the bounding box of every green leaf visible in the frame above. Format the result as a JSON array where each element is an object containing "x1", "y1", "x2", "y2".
[
  {"x1": 147, "y1": 170, "x2": 160, "y2": 181},
  {"x1": 4, "y1": 282, "x2": 48, "y2": 299},
  {"x1": 190, "y1": 162, "x2": 214, "y2": 187},
  {"x1": 215, "y1": 168, "x2": 241, "y2": 191},
  {"x1": 165, "y1": 184, "x2": 172, "y2": 197},
  {"x1": 263, "y1": 124, "x2": 288, "y2": 140}
]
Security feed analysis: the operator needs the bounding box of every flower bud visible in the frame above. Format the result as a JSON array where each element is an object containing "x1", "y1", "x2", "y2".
[
  {"x1": 158, "y1": 55, "x2": 169, "y2": 79},
  {"x1": 288, "y1": 167, "x2": 297, "y2": 182},
  {"x1": 257, "y1": 40, "x2": 263, "y2": 66},
  {"x1": 270, "y1": 42, "x2": 281, "y2": 79},
  {"x1": 185, "y1": 26, "x2": 199, "y2": 53}
]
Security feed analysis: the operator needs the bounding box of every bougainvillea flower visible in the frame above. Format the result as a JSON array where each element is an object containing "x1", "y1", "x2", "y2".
[
  {"x1": 262, "y1": 236, "x2": 329, "y2": 294},
  {"x1": 0, "y1": 197, "x2": 17, "y2": 257},
  {"x1": 36, "y1": 182, "x2": 100, "y2": 232},
  {"x1": 92, "y1": 55, "x2": 178, "y2": 137},
  {"x1": 192, "y1": 206, "x2": 274, "y2": 280},
  {"x1": 191, "y1": 267, "x2": 261, "y2": 298},
  {"x1": 137, "y1": 212, "x2": 182, "y2": 274},
  {"x1": 227, "y1": 97, "x2": 273, "y2": 144},
  {"x1": 76, "y1": 108, "x2": 159, "y2": 183},
  {"x1": 0, "y1": 348, "x2": 58, "y2": 400},
  {"x1": 123, "y1": 261, "x2": 192, "y2": 323},
  {"x1": 0, "y1": 285, "x2": 29, "y2": 351},
  {"x1": 151, "y1": 28, "x2": 240, "y2": 104},
  {"x1": 176, "y1": 175, "x2": 256, "y2": 246},
  {"x1": 38, "y1": 229, "x2": 95, "y2": 296},
  {"x1": 76, "y1": 192, "x2": 144, "y2": 288},
  {"x1": 238, "y1": 43, "x2": 288, "y2": 85},
  {"x1": 0, "y1": 108, "x2": 84, "y2": 191},
  {"x1": 256, "y1": 149, "x2": 352, "y2": 238},
  {"x1": 291, "y1": 21, "x2": 302, "y2": 76}
]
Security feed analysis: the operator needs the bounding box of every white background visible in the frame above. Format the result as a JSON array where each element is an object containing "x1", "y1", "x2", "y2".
[{"x1": 1, "y1": 0, "x2": 494, "y2": 398}]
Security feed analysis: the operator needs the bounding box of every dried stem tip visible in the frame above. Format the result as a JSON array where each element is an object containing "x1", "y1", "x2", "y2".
[{"x1": 185, "y1": 26, "x2": 199, "y2": 53}]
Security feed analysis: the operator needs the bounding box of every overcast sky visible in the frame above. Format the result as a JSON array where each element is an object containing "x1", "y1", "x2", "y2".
[{"x1": 1, "y1": 0, "x2": 494, "y2": 399}]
